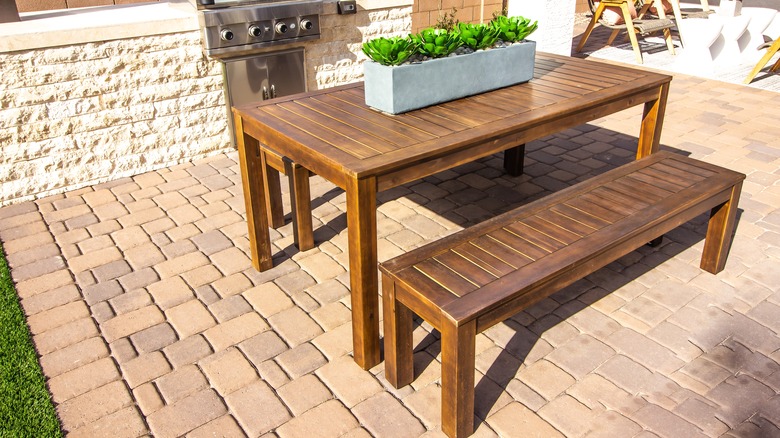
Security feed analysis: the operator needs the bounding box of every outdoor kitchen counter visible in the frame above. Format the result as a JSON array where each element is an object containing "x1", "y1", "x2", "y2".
[
  {"x1": 0, "y1": 0, "x2": 411, "y2": 54},
  {"x1": 0, "y1": 0, "x2": 198, "y2": 53}
]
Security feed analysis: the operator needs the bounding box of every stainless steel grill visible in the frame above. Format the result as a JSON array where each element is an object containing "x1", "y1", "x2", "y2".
[
  {"x1": 191, "y1": 0, "x2": 321, "y2": 146},
  {"x1": 198, "y1": 1, "x2": 322, "y2": 58}
]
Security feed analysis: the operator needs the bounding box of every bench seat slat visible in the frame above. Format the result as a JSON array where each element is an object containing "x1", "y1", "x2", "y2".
[
  {"x1": 577, "y1": 192, "x2": 636, "y2": 216},
  {"x1": 395, "y1": 265, "x2": 461, "y2": 308},
  {"x1": 637, "y1": 166, "x2": 696, "y2": 188},
  {"x1": 631, "y1": 168, "x2": 690, "y2": 192},
  {"x1": 536, "y1": 208, "x2": 598, "y2": 236},
  {"x1": 549, "y1": 203, "x2": 613, "y2": 230},
  {"x1": 590, "y1": 186, "x2": 651, "y2": 211},
  {"x1": 523, "y1": 214, "x2": 587, "y2": 244},
  {"x1": 645, "y1": 163, "x2": 706, "y2": 186},
  {"x1": 599, "y1": 179, "x2": 663, "y2": 206},
  {"x1": 452, "y1": 242, "x2": 519, "y2": 277},
  {"x1": 470, "y1": 234, "x2": 539, "y2": 269},
  {"x1": 413, "y1": 259, "x2": 479, "y2": 297},
  {"x1": 434, "y1": 250, "x2": 498, "y2": 287},
  {"x1": 505, "y1": 221, "x2": 569, "y2": 252},
  {"x1": 619, "y1": 174, "x2": 677, "y2": 199},
  {"x1": 610, "y1": 177, "x2": 669, "y2": 203},
  {"x1": 562, "y1": 197, "x2": 626, "y2": 224},
  {"x1": 661, "y1": 156, "x2": 718, "y2": 178},
  {"x1": 486, "y1": 229, "x2": 549, "y2": 261}
]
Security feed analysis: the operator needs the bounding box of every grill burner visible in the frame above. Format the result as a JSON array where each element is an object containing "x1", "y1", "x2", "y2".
[{"x1": 197, "y1": 0, "x2": 322, "y2": 58}]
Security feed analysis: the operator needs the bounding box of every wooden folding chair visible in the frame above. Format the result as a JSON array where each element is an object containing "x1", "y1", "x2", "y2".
[
  {"x1": 744, "y1": 37, "x2": 780, "y2": 84},
  {"x1": 576, "y1": 0, "x2": 676, "y2": 64}
]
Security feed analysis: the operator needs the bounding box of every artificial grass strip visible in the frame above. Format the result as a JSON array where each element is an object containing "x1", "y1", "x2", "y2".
[{"x1": 0, "y1": 243, "x2": 62, "y2": 437}]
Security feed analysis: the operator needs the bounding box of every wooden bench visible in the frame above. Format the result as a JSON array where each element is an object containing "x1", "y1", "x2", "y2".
[{"x1": 379, "y1": 151, "x2": 744, "y2": 438}]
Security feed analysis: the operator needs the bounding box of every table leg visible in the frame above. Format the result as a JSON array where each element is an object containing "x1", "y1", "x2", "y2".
[
  {"x1": 503, "y1": 144, "x2": 526, "y2": 176},
  {"x1": 261, "y1": 150, "x2": 285, "y2": 229},
  {"x1": 283, "y1": 158, "x2": 315, "y2": 251},
  {"x1": 346, "y1": 176, "x2": 381, "y2": 370},
  {"x1": 235, "y1": 115, "x2": 273, "y2": 271},
  {"x1": 637, "y1": 81, "x2": 670, "y2": 159}
]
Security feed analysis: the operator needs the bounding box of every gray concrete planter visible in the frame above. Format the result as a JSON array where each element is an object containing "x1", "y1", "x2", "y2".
[{"x1": 363, "y1": 40, "x2": 536, "y2": 115}]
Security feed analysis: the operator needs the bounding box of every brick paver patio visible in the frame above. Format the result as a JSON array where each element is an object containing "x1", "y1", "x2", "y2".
[{"x1": 2, "y1": 65, "x2": 780, "y2": 436}]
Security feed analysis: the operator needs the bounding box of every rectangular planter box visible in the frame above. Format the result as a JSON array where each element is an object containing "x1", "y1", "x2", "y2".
[{"x1": 363, "y1": 40, "x2": 536, "y2": 115}]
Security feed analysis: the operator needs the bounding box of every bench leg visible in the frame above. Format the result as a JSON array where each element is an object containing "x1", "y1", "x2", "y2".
[
  {"x1": 648, "y1": 236, "x2": 663, "y2": 247},
  {"x1": 503, "y1": 144, "x2": 525, "y2": 177},
  {"x1": 382, "y1": 276, "x2": 415, "y2": 388},
  {"x1": 283, "y1": 158, "x2": 315, "y2": 251},
  {"x1": 441, "y1": 319, "x2": 476, "y2": 438},
  {"x1": 701, "y1": 182, "x2": 742, "y2": 274}
]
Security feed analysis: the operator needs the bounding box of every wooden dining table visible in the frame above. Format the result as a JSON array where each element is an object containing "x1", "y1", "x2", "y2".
[{"x1": 232, "y1": 52, "x2": 672, "y2": 370}]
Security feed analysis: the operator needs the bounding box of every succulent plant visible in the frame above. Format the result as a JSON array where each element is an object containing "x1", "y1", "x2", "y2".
[
  {"x1": 455, "y1": 22, "x2": 501, "y2": 51},
  {"x1": 410, "y1": 28, "x2": 462, "y2": 58},
  {"x1": 491, "y1": 15, "x2": 538, "y2": 43},
  {"x1": 361, "y1": 13, "x2": 538, "y2": 67},
  {"x1": 362, "y1": 36, "x2": 417, "y2": 66}
]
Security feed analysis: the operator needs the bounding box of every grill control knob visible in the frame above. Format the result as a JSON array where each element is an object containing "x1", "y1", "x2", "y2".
[
  {"x1": 275, "y1": 22, "x2": 288, "y2": 34},
  {"x1": 300, "y1": 19, "x2": 313, "y2": 31},
  {"x1": 248, "y1": 25, "x2": 263, "y2": 37},
  {"x1": 220, "y1": 29, "x2": 234, "y2": 41}
]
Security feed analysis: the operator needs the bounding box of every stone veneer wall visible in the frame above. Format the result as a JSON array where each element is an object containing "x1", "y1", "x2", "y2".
[
  {"x1": 0, "y1": 32, "x2": 228, "y2": 206},
  {"x1": 0, "y1": 1, "x2": 412, "y2": 206}
]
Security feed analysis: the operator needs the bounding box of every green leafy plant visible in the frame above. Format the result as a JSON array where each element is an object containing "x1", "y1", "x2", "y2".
[
  {"x1": 362, "y1": 14, "x2": 538, "y2": 66},
  {"x1": 411, "y1": 28, "x2": 462, "y2": 58},
  {"x1": 491, "y1": 15, "x2": 538, "y2": 43},
  {"x1": 455, "y1": 22, "x2": 501, "y2": 50},
  {"x1": 362, "y1": 36, "x2": 417, "y2": 66}
]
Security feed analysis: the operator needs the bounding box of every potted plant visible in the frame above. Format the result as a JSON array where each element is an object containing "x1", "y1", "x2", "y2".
[{"x1": 362, "y1": 14, "x2": 538, "y2": 114}]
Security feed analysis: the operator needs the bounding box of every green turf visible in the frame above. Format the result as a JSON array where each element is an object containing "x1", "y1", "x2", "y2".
[{"x1": 0, "y1": 242, "x2": 62, "y2": 437}]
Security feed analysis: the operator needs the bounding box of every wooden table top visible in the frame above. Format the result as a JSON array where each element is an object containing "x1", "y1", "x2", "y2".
[{"x1": 233, "y1": 52, "x2": 672, "y2": 187}]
